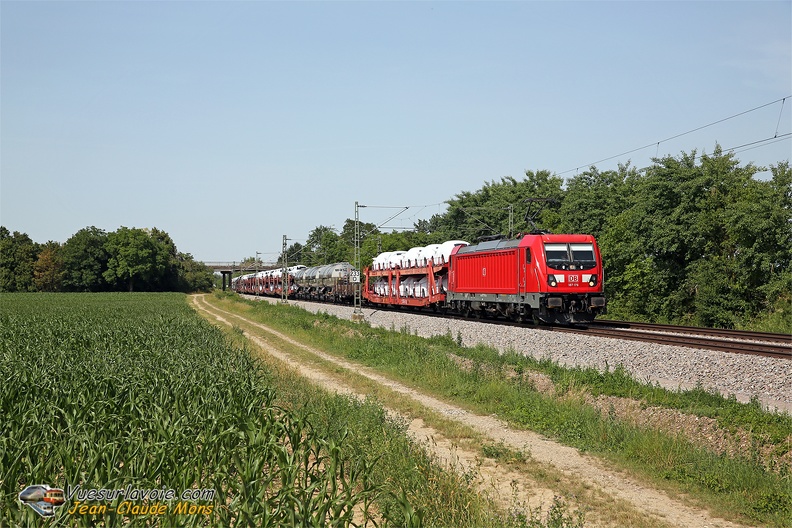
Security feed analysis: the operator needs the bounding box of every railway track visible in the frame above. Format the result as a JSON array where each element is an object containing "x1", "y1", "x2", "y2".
[
  {"x1": 386, "y1": 306, "x2": 792, "y2": 360},
  {"x1": 588, "y1": 320, "x2": 791, "y2": 344},
  {"x1": 241, "y1": 294, "x2": 791, "y2": 360},
  {"x1": 558, "y1": 322, "x2": 791, "y2": 360},
  {"x1": 408, "y1": 309, "x2": 790, "y2": 360},
  {"x1": 407, "y1": 308, "x2": 792, "y2": 360}
]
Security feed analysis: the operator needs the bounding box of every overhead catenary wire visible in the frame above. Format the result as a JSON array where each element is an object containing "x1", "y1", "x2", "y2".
[
  {"x1": 559, "y1": 96, "x2": 791, "y2": 176},
  {"x1": 363, "y1": 206, "x2": 409, "y2": 234},
  {"x1": 731, "y1": 134, "x2": 791, "y2": 156},
  {"x1": 359, "y1": 202, "x2": 446, "y2": 209},
  {"x1": 359, "y1": 202, "x2": 447, "y2": 236},
  {"x1": 267, "y1": 109, "x2": 789, "y2": 263},
  {"x1": 629, "y1": 133, "x2": 792, "y2": 173},
  {"x1": 615, "y1": 133, "x2": 792, "y2": 176},
  {"x1": 727, "y1": 133, "x2": 791, "y2": 156},
  {"x1": 260, "y1": 202, "x2": 448, "y2": 264},
  {"x1": 447, "y1": 204, "x2": 503, "y2": 237}
]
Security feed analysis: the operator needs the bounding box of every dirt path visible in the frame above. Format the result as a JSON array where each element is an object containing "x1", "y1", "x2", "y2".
[{"x1": 192, "y1": 294, "x2": 753, "y2": 528}]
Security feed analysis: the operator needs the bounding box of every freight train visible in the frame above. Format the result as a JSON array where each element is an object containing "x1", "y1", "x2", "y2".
[{"x1": 232, "y1": 232, "x2": 606, "y2": 324}]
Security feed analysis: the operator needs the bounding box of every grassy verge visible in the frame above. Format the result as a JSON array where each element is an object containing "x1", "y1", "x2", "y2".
[{"x1": 208, "y1": 291, "x2": 792, "y2": 528}]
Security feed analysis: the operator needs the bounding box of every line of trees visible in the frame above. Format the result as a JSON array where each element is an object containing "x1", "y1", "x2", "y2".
[
  {"x1": 0, "y1": 226, "x2": 214, "y2": 293},
  {"x1": 274, "y1": 147, "x2": 790, "y2": 330}
]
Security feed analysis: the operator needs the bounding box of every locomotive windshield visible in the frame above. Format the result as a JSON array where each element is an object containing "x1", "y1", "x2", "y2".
[{"x1": 544, "y1": 243, "x2": 597, "y2": 271}]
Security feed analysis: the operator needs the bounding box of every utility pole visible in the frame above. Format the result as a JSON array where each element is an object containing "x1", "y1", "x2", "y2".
[
  {"x1": 280, "y1": 235, "x2": 289, "y2": 304},
  {"x1": 350, "y1": 202, "x2": 408, "y2": 321},
  {"x1": 255, "y1": 251, "x2": 261, "y2": 293},
  {"x1": 352, "y1": 201, "x2": 364, "y2": 321}
]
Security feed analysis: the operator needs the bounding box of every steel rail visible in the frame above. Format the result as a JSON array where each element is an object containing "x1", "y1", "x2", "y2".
[
  {"x1": 551, "y1": 326, "x2": 790, "y2": 360},
  {"x1": 424, "y1": 313, "x2": 791, "y2": 360},
  {"x1": 588, "y1": 320, "x2": 791, "y2": 345}
]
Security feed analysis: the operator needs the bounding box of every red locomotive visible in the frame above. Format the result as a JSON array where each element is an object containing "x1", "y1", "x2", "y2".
[
  {"x1": 363, "y1": 233, "x2": 605, "y2": 324},
  {"x1": 445, "y1": 233, "x2": 605, "y2": 324}
]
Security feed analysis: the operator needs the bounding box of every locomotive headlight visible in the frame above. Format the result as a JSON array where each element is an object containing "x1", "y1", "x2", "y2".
[
  {"x1": 547, "y1": 275, "x2": 558, "y2": 287},
  {"x1": 588, "y1": 274, "x2": 598, "y2": 287}
]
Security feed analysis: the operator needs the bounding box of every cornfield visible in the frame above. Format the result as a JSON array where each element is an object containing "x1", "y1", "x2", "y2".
[{"x1": 0, "y1": 293, "x2": 423, "y2": 527}]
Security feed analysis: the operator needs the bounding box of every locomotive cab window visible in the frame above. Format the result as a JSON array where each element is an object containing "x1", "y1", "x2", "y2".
[
  {"x1": 570, "y1": 244, "x2": 596, "y2": 270},
  {"x1": 544, "y1": 243, "x2": 597, "y2": 271},
  {"x1": 544, "y1": 244, "x2": 569, "y2": 269}
]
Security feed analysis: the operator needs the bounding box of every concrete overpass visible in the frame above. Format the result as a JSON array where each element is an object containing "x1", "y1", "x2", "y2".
[
  {"x1": 203, "y1": 261, "x2": 279, "y2": 272},
  {"x1": 202, "y1": 262, "x2": 280, "y2": 290}
]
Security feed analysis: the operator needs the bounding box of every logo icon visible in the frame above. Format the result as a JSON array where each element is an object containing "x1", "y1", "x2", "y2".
[{"x1": 19, "y1": 485, "x2": 66, "y2": 518}]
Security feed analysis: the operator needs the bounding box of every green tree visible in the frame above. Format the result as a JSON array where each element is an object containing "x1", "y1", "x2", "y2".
[
  {"x1": 557, "y1": 164, "x2": 635, "y2": 237},
  {"x1": 733, "y1": 161, "x2": 792, "y2": 331},
  {"x1": 176, "y1": 252, "x2": 214, "y2": 292},
  {"x1": 0, "y1": 227, "x2": 38, "y2": 292},
  {"x1": 750, "y1": 162, "x2": 792, "y2": 303},
  {"x1": 300, "y1": 226, "x2": 345, "y2": 266},
  {"x1": 62, "y1": 226, "x2": 110, "y2": 292},
  {"x1": 600, "y1": 147, "x2": 789, "y2": 327},
  {"x1": 103, "y1": 227, "x2": 168, "y2": 292},
  {"x1": 340, "y1": 218, "x2": 378, "y2": 263},
  {"x1": 149, "y1": 227, "x2": 181, "y2": 290},
  {"x1": 284, "y1": 242, "x2": 306, "y2": 266},
  {"x1": 437, "y1": 170, "x2": 564, "y2": 242}
]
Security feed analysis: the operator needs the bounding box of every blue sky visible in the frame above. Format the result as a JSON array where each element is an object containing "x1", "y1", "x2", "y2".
[{"x1": 2, "y1": 1, "x2": 790, "y2": 263}]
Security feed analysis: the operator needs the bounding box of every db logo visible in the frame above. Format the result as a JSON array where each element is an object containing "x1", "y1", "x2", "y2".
[{"x1": 568, "y1": 275, "x2": 579, "y2": 283}]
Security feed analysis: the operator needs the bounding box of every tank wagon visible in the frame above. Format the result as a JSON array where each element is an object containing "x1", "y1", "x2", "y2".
[
  {"x1": 232, "y1": 233, "x2": 606, "y2": 325},
  {"x1": 292, "y1": 262, "x2": 356, "y2": 302}
]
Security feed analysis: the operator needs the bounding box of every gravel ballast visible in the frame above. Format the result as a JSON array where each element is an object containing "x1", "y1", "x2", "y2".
[{"x1": 245, "y1": 295, "x2": 792, "y2": 414}]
